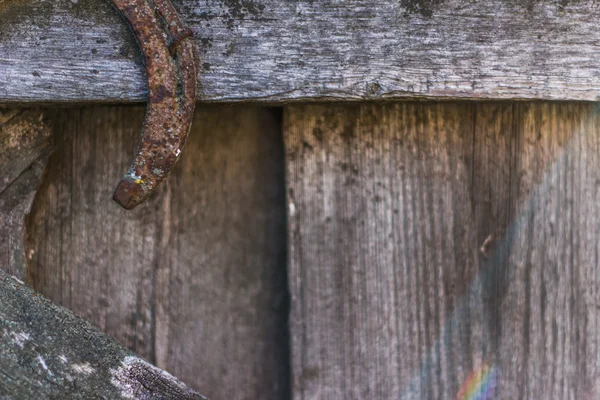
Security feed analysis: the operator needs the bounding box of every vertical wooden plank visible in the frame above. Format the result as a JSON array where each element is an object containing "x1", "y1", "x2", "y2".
[
  {"x1": 284, "y1": 102, "x2": 600, "y2": 399},
  {"x1": 25, "y1": 105, "x2": 289, "y2": 399},
  {"x1": 494, "y1": 103, "x2": 600, "y2": 399},
  {"x1": 285, "y1": 103, "x2": 479, "y2": 400},
  {"x1": 156, "y1": 107, "x2": 289, "y2": 400}
]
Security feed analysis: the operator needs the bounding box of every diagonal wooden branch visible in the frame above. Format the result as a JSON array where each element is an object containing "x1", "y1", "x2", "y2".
[{"x1": 0, "y1": 267, "x2": 208, "y2": 400}]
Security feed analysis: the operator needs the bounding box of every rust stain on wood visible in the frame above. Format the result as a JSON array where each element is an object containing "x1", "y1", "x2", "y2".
[{"x1": 110, "y1": 0, "x2": 199, "y2": 209}]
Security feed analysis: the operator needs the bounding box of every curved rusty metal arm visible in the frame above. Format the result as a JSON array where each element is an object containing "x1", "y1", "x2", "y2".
[{"x1": 110, "y1": 0, "x2": 198, "y2": 210}]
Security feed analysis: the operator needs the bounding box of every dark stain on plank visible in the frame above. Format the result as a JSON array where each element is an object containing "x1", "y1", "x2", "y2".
[
  {"x1": 400, "y1": 0, "x2": 583, "y2": 17},
  {"x1": 220, "y1": 0, "x2": 265, "y2": 28},
  {"x1": 400, "y1": 0, "x2": 445, "y2": 17}
]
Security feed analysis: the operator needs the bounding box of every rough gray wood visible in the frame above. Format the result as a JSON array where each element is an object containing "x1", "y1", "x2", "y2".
[
  {"x1": 285, "y1": 102, "x2": 600, "y2": 399},
  {"x1": 2, "y1": 0, "x2": 600, "y2": 103},
  {"x1": 0, "y1": 266, "x2": 207, "y2": 400},
  {"x1": 25, "y1": 106, "x2": 290, "y2": 399},
  {"x1": 0, "y1": 109, "x2": 53, "y2": 279}
]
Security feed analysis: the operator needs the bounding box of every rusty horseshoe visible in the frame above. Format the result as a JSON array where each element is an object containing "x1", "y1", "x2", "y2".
[{"x1": 110, "y1": 0, "x2": 198, "y2": 210}]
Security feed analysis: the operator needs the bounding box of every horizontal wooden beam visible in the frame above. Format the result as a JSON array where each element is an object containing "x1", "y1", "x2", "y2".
[{"x1": 1, "y1": 0, "x2": 600, "y2": 103}]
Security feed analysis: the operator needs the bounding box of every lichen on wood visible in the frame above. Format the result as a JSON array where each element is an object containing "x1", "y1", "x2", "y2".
[{"x1": 0, "y1": 267, "x2": 207, "y2": 399}]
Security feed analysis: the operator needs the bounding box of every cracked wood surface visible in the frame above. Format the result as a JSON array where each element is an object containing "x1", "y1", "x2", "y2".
[{"x1": 2, "y1": 0, "x2": 600, "y2": 103}]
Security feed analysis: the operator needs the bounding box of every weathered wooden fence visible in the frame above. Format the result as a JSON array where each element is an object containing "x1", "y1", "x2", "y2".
[{"x1": 2, "y1": 1, "x2": 600, "y2": 399}]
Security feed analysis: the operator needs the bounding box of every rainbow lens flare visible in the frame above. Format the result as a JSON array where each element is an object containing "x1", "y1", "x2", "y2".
[{"x1": 455, "y1": 363, "x2": 497, "y2": 400}]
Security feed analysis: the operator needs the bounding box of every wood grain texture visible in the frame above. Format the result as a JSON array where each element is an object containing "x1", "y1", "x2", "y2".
[
  {"x1": 25, "y1": 105, "x2": 290, "y2": 399},
  {"x1": 285, "y1": 102, "x2": 600, "y2": 399},
  {"x1": 0, "y1": 108, "x2": 207, "y2": 399},
  {"x1": 2, "y1": 0, "x2": 600, "y2": 103}
]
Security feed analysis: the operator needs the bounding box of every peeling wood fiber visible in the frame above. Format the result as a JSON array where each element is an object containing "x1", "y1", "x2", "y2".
[{"x1": 2, "y1": 0, "x2": 600, "y2": 103}]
